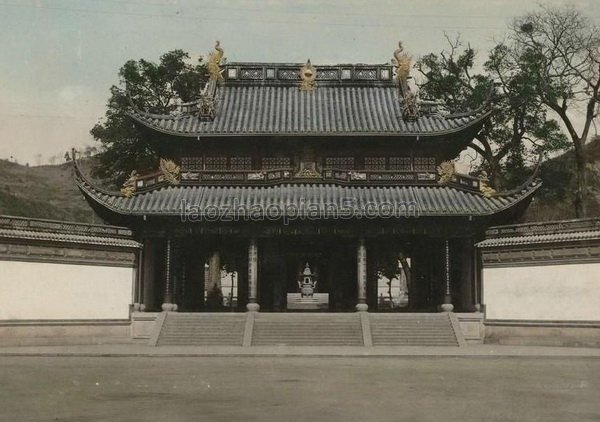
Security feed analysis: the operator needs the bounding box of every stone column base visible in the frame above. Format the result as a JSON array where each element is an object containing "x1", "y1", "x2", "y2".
[
  {"x1": 161, "y1": 303, "x2": 178, "y2": 312},
  {"x1": 439, "y1": 303, "x2": 454, "y2": 312},
  {"x1": 246, "y1": 302, "x2": 260, "y2": 312},
  {"x1": 355, "y1": 303, "x2": 368, "y2": 312}
]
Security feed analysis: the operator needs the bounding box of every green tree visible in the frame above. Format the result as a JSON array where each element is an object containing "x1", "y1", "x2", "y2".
[
  {"x1": 506, "y1": 5, "x2": 600, "y2": 217},
  {"x1": 416, "y1": 35, "x2": 568, "y2": 190},
  {"x1": 91, "y1": 50, "x2": 208, "y2": 185}
]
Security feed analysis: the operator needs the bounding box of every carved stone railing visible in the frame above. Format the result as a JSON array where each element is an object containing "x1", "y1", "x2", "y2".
[
  {"x1": 485, "y1": 218, "x2": 600, "y2": 238},
  {"x1": 131, "y1": 167, "x2": 483, "y2": 191},
  {"x1": 322, "y1": 168, "x2": 437, "y2": 184},
  {"x1": 0, "y1": 215, "x2": 133, "y2": 237},
  {"x1": 447, "y1": 173, "x2": 482, "y2": 191},
  {"x1": 323, "y1": 168, "x2": 482, "y2": 191}
]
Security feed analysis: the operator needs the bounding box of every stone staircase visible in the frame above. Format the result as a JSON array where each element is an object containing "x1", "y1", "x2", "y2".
[
  {"x1": 156, "y1": 313, "x2": 245, "y2": 346},
  {"x1": 370, "y1": 313, "x2": 459, "y2": 346},
  {"x1": 153, "y1": 312, "x2": 461, "y2": 347},
  {"x1": 252, "y1": 313, "x2": 364, "y2": 346}
]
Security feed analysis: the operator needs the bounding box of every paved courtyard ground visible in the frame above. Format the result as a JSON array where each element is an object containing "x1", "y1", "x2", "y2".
[{"x1": 1, "y1": 356, "x2": 599, "y2": 421}]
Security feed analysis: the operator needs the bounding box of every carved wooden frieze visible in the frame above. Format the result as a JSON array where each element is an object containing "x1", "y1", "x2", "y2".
[
  {"x1": 0, "y1": 242, "x2": 137, "y2": 267},
  {"x1": 481, "y1": 243, "x2": 600, "y2": 267}
]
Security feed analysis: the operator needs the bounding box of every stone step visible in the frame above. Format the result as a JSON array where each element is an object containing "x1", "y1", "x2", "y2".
[
  {"x1": 369, "y1": 314, "x2": 458, "y2": 346},
  {"x1": 156, "y1": 312, "x2": 460, "y2": 347},
  {"x1": 157, "y1": 313, "x2": 245, "y2": 346},
  {"x1": 252, "y1": 314, "x2": 363, "y2": 346}
]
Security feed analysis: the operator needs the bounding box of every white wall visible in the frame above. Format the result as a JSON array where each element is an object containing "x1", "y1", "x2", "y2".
[
  {"x1": 483, "y1": 263, "x2": 600, "y2": 321},
  {"x1": 0, "y1": 261, "x2": 133, "y2": 320}
]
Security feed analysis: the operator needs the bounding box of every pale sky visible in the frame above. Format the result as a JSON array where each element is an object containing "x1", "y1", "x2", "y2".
[{"x1": 0, "y1": 0, "x2": 598, "y2": 165}]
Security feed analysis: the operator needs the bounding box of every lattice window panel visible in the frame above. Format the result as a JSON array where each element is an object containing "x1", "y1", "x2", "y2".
[
  {"x1": 317, "y1": 69, "x2": 339, "y2": 80},
  {"x1": 230, "y1": 156, "x2": 253, "y2": 170},
  {"x1": 205, "y1": 156, "x2": 228, "y2": 170},
  {"x1": 262, "y1": 157, "x2": 291, "y2": 169},
  {"x1": 414, "y1": 157, "x2": 436, "y2": 172},
  {"x1": 240, "y1": 68, "x2": 264, "y2": 80},
  {"x1": 324, "y1": 157, "x2": 355, "y2": 169},
  {"x1": 389, "y1": 157, "x2": 412, "y2": 171},
  {"x1": 181, "y1": 156, "x2": 203, "y2": 171},
  {"x1": 364, "y1": 157, "x2": 386, "y2": 170},
  {"x1": 278, "y1": 69, "x2": 299, "y2": 80},
  {"x1": 354, "y1": 69, "x2": 377, "y2": 80}
]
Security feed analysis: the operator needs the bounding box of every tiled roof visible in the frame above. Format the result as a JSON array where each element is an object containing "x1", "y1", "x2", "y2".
[
  {"x1": 76, "y1": 178, "x2": 540, "y2": 219},
  {"x1": 476, "y1": 230, "x2": 600, "y2": 248},
  {"x1": 0, "y1": 228, "x2": 141, "y2": 248},
  {"x1": 128, "y1": 85, "x2": 489, "y2": 137},
  {"x1": 477, "y1": 217, "x2": 600, "y2": 248}
]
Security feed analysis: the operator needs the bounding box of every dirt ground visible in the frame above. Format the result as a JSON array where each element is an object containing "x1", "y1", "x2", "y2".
[{"x1": 1, "y1": 356, "x2": 599, "y2": 421}]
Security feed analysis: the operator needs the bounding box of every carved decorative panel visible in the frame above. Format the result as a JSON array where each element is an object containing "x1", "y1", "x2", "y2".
[
  {"x1": 181, "y1": 156, "x2": 203, "y2": 171},
  {"x1": 230, "y1": 156, "x2": 252, "y2": 170},
  {"x1": 262, "y1": 157, "x2": 291, "y2": 169},
  {"x1": 278, "y1": 69, "x2": 299, "y2": 80},
  {"x1": 389, "y1": 157, "x2": 412, "y2": 171},
  {"x1": 240, "y1": 68, "x2": 264, "y2": 80},
  {"x1": 414, "y1": 157, "x2": 436, "y2": 172},
  {"x1": 354, "y1": 69, "x2": 377, "y2": 80},
  {"x1": 205, "y1": 156, "x2": 228, "y2": 170},
  {"x1": 324, "y1": 156, "x2": 355, "y2": 169},
  {"x1": 364, "y1": 157, "x2": 386, "y2": 170},
  {"x1": 316, "y1": 69, "x2": 339, "y2": 80}
]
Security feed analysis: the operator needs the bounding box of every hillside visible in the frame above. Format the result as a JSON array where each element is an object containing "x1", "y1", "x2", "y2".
[
  {"x1": 0, "y1": 159, "x2": 100, "y2": 223},
  {"x1": 523, "y1": 137, "x2": 600, "y2": 221}
]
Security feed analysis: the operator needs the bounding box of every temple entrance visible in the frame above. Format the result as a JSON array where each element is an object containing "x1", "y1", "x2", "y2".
[
  {"x1": 367, "y1": 237, "x2": 449, "y2": 312},
  {"x1": 258, "y1": 236, "x2": 356, "y2": 312},
  {"x1": 142, "y1": 233, "x2": 476, "y2": 314}
]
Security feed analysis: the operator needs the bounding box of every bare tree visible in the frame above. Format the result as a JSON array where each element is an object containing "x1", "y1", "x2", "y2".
[
  {"x1": 417, "y1": 35, "x2": 567, "y2": 190},
  {"x1": 508, "y1": 5, "x2": 600, "y2": 217}
]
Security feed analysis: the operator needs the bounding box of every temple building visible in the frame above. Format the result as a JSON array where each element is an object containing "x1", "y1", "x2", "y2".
[{"x1": 68, "y1": 42, "x2": 543, "y2": 345}]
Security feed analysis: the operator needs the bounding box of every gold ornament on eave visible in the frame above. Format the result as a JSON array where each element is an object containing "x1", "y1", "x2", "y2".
[
  {"x1": 437, "y1": 161, "x2": 456, "y2": 185},
  {"x1": 159, "y1": 158, "x2": 181, "y2": 185},
  {"x1": 207, "y1": 40, "x2": 225, "y2": 81},
  {"x1": 299, "y1": 59, "x2": 317, "y2": 91},
  {"x1": 391, "y1": 41, "x2": 412, "y2": 82},
  {"x1": 479, "y1": 171, "x2": 497, "y2": 197},
  {"x1": 120, "y1": 170, "x2": 138, "y2": 198}
]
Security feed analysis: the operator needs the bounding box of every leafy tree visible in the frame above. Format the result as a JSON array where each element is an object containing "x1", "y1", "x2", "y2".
[
  {"x1": 91, "y1": 50, "x2": 208, "y2": 185},
  {"x1": 506, "y1": 5, "x2": 600, "y2": 217},
  {"x1": 416, "y1": 35, "x2": 568, "y2": 190}
]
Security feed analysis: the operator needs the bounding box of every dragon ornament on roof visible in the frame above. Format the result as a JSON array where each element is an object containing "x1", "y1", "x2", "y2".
[{"x1": 392, "y1": 41, "x2": 420, "y2": 121}]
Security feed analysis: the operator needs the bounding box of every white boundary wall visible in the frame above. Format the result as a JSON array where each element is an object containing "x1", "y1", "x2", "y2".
[
  {"x1": 483, "y1": 263, "x2": 600, "y2": 321},
  {"x1": 0, "y1": 261, "x2": 133, "y2": 320}
]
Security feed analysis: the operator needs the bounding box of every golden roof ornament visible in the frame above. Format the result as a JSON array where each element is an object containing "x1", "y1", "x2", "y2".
[
  {"x1": 120, "y1": 170, "x2": 138, "y2": 197},
  {"x1": 391, "y1": 41, "x2": 412, "y2": 82},
  {"x1": 437, "y1": 161, "x2": 456, "y2": 185},
  {"x1": 392, "y1": 41, "x2": 420, "y2": 120},
  {"x1": 299, "y1": 59, "x2": 317, "y2": 91},
  {"x1": 159, "y1": 158, "x2": 181, "y2": 185},
  {"x1": 207, "y1": 40, "x2": 224, "y2": 82},
  {"x1": 479, "y1": 171, "x2": 497, "y2": 197}
]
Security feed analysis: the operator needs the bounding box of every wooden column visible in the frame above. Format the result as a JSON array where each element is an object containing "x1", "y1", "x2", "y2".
[
  {"x1": 356, "y1": 237, "x2": 368, "y2": 312},
  {"x1": 206, "y1": 250, "x2": 222, "y2": 308},
  {"x1": 247, "y1": 237, "x2": 260, "y2": 311},
  {"x1": 440, "y1": 239, "x2": 454, "y2": 312},
  {"x1": 141, "y1": 239, "x2": 157, "y2": 311},
  {"x1": 461, "y1": 238, "x2": 475, "y2": 311},
  {"x1": 161, "y1": 237, "x2": 177, "y2": 311},
  {"x1": 132, "y1": 244, "x2": 143, "y2": 311}
]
